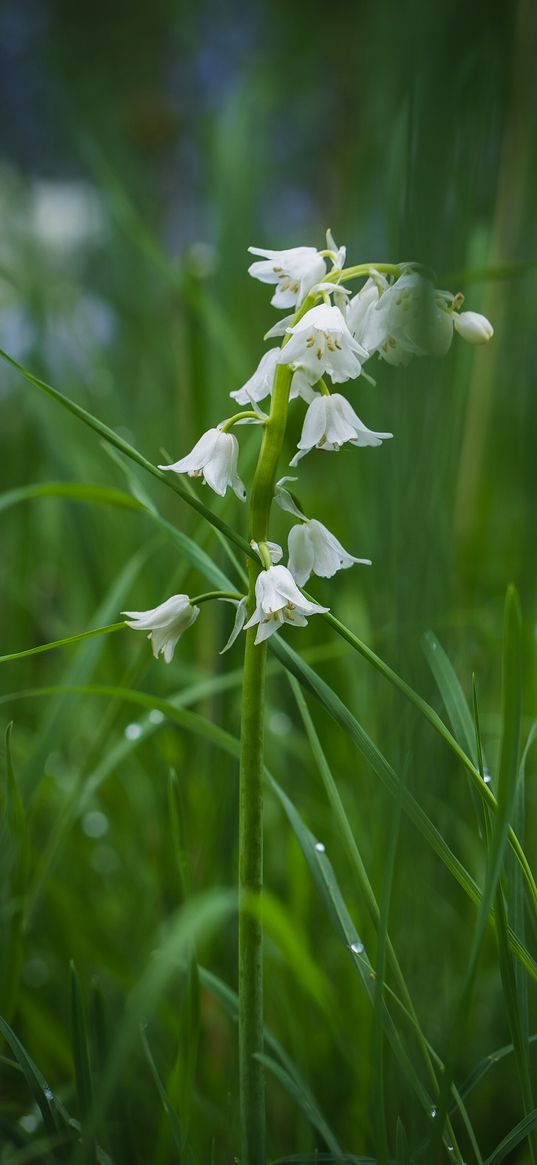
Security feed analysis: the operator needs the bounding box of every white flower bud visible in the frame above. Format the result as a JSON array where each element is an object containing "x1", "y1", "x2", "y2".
[{"x1": 453, "y1": 310, "x2": 494, "y2": 345}]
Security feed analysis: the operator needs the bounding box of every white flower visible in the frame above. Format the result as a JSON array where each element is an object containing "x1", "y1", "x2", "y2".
[
  {"x1": 250, "y1": 539, "x2": 283, "y2": 564},
  {"x1": 230, "y1": 348, "x2": 280, "y2": 406},
  {"x1": 346, "y1": 275, "x2": 388, "y2": 343},
  {"x1": 453, "y1": 310, "x2": 494, "y2": 344},
  {"x1": 325, "y1": 228, "x2": 346, "y2": 270},
  {"x1": 122, "y1": 594, "x2": 199, "y2": 663},
  {"x1": 159, "y1": 427, "x2": 246, "y2": 501},
  {"x1": 359, "y1": 273, "x2": 454, "y2": 364},
  {"x1": 288, "y1": 519, "x2": 371, "y2": 586},
  {"x1": 279, "y1": 304, "x2": 369, "y2": 385},
  {"x1": 289, "y1": 368, "x2": 320, "y2": 403},
  {"x1": 219, "y1": 597, "x2": 249, "y2": 654},
  {"x1": 243, "y1": 565, "x2": 329, "y2": 645},
  {"x1": 290, "y1": 393, "x2": 393, "y2": 465},
  {"x1": 248, "y1": 245, "x2": 326, "y2": 309}
]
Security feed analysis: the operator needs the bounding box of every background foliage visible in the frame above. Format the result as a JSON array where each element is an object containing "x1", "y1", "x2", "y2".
[{"x1": 0, "y1": 0, "x2": 536, "y2": 1161}]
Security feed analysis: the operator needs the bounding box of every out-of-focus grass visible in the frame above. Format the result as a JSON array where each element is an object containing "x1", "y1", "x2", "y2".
[{"x1": 1, "y1": 1, "x2": 536, "y2": 1161}]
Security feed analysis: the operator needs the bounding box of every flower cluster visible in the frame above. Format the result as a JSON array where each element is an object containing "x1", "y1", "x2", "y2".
[{"x1": 124, "y1": 235, "x2": 493, "y2": 660}]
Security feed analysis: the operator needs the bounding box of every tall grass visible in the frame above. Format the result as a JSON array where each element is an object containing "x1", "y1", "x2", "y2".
[{"x1": 1, "y1": 1, "x2": 536, "y2": 1161}]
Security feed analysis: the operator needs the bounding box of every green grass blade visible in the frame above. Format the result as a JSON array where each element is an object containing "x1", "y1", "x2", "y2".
[
  {"x1": 287, "y1": 676, "x2": 464, "y2": 1160},
  {"x1": 69, "y1": 962, "x2": 97, "y2": 1164},
  {"x1": 422, "y1": 630, "x2": 478, "y2": 764},
  {"x1": 139, "y1": 1026, "x2": 183, "y2": 1156},
  {"x1": 71, "y1": 889, "x2": 235, "y2": 1165},
  {"x1": 270, "y1": 638, "x2": 537, "y2": 980},
  {"x1": 0, "y1": 724, "x2": 30, "y2": 1021},
  {"x1": 429, "y1": 586, "x2": 524, "y2": 1157},
  {"x1": 0, "y1": 624, "x2": 124, "y2": 665},
  {"x1": 0, "y1": 481, "x2": 147, "y2": 515},
  {"x1": 0, "y1": 346, "x2": 252, "y2": 561},
  {"x1": 254, "y1": 1052, "x2": 344, "y2": 1157},
  {"x1": 484, "y1": 1108, "x2": 537, "y2": 1165},
  {"x1": 0, "y1": 1016, "x2": 65, "y2": 1142},
  {"x1": 323, "y1": 611, "x2": 537, "y2": 912}
]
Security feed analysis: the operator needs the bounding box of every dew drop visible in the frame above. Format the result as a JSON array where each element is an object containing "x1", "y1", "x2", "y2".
[
  {"x1": 82, "y1": 810, "x2": 109, "y2": 839},
  {"x1": 350, "y1": 940, "x2": 364, "y2": 956},
  {"x1": 43, "y1": 1086, "x2": 54, "y2": 1102},
  {"x1": 483, "y1": 769, "x2": 492, "y2": 785},
  {"x1": 149, "y1": 709, "x2": 165, "y2": 725},
  {"x1": 314, "y1": 842, "x2": 325, "y2": 853},
  {"x1": 430, "y1": 1105, "x2": 437, "y2": 1118},
  {"x1": 125, "y1": 722, "x2": 143, "y2": 741},
  {"x1": 19, "y1": 1113, "x2": 39, "y2": 1133}
]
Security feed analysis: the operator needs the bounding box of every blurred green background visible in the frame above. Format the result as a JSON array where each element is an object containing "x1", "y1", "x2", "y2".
[{"x1": 1, "y1": 0, "x2": 536, "y2": 1161}]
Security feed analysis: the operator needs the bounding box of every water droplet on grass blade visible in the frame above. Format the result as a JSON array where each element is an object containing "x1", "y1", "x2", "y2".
[
  {"x1": 149, "y1": 709, "x2": 165, "y2": 724},
  {"x1": 349, "y1": 940, "x2": 364, "y2": 955},
  {"x1": 125, "y1": 722, "x2": 143, "y2": 740},
  {"x1": 82, "y1": 810, "x2": 108, "y2": 838},
  {"x1": 314, "y1": 841, "x2": 325, "y2": 853}
]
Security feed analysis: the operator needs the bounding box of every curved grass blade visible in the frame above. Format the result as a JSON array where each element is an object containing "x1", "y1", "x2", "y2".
[
  {"x1": 0, "y1": 1016, "x2": 66, "y2": 1143},
  {"x1": 422, "y1": 631, "x2": 478, "y2": 765},
  {"x1": 140, "y1": 1026, "x2": 183, "y2": 1157},
  {"x1": 69, "y1": 962, "x2": 97, "y2": 1164},
  {"x1": 0, "y1": 724, "x2": 30, "y2": 1021},
  {"x1": 457, "y1": 1034, "x2": 537, "y2": 1103},
  {"x1": 0, "y1": 481, "x2": 147, "y2": 515},
  {"x1": 255, "y1": 1052, "x2": 344, "y2": 1158},
  {"x1": 287, "y1": 677, "x2": 464, "y2": 1160},
  {"x1": 484, "y1": 1108, "x2": 537, "y2": 1165},
  {"x1": 0, "y1": 347, "x2": 252, "y2": 561},
  {"x1": 71, "y1": 889, "x2": 235, "y2": 1165},
  {"x1": 0, "y1": 624, "x2": 124, "y2": 665},
  {"x1": 428, "y1": 587, "x2": 524, "y2": 1158},
  {"x1": 200, "y1": 967, "x2": 343, "y2": 1158},
  {"x1": 323, "y1": 612, "x2": 537, "y2": 912}
]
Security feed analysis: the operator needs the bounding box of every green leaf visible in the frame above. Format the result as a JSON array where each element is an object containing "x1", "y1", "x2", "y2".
[
  {"x1": 0, "y1": 1015, "x2": 66, "y2": 1142},
  {"x1": 422, "y1": 631, "x2": 478, "y2": 764},
  {"x1": 0, "y1": 724, "x2": 30, "y2": 1020},
  {"x1": 0, "y1": 346, "x2": 252, "y2": 561},
  {"x1": 255, "y1": 1053, "x2": 344, "y2": 1157},
  {"x1": 140, "y1": 1026, "x2": 183, "y2": 1156},
  {"x1": 69, "y1": 962, "x2": 96, "y2": 1161},
  {"x1": 199, "y1": 965, "x2": 341, "y2": 1153},
  {"x1": 0, "y1": 623, "x2": 124, "y2": 665},
  {"x1": 484, "y1": 1108, "x2": 537, "y2": 1165}
]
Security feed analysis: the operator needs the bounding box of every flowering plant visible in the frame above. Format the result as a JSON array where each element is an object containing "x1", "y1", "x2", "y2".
[{"x1": 119, "y1": 235, "x2": 494, "y2": 1162}]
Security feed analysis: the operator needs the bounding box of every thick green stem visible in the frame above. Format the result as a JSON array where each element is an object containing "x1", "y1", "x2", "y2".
[
  {"x1": 238, "y1": 618, "x2": 267, "y2": 1165},
  {"x1": 238, "y1": 361, "x2": 293, "y2": 1165}
]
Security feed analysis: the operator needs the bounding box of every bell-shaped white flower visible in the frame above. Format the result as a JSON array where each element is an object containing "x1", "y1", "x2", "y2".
[
  {"x1": 243, "y1": 565, "x2": 329, "y2": 645},
  {"x1": 122, "y1": 594, "x2": 199, "y2": 663},
  {"x1": 289, "y1": 368, "x2": 320, "y2": 403},
  {"x1": 346, "y1": 275, "x2": 388, "y2": 344},
  {"x1": 288, "y1": 519, "x2": 371, "y2": 587},
  {"x1": 219, "y1": 596, "x2": 249, "y2": 654},
  {"x1": 230, "y1": 348, "x2": 280, "y2": 406},
  {"x1": 159, "y1": 427, "x2": 246, "y2": 501},
  {"x1": 248, "y1": 245, "x2": 326, "y2": 309},
  {"x1": 279, "y1": 304, "x2": 369, "y2": 385},
  {"x1": 453, "y1": 310, "x2": 494, "y2": 344},
  {"x1": 290, "y1": 392, "x2": 393, "y2": 465},
  {"x1": 359, "y1": 273, "x2": 454, "y2": 364}
]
